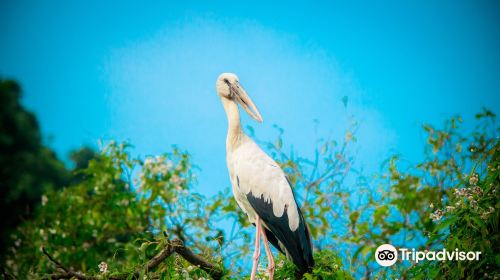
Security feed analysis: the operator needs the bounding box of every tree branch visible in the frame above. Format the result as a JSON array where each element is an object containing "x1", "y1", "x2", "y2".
[
  {"x1": 43, "y1": 236, "x2": 223, "y2": 280},
  {"x1": 42, "y1": 247, "x2": 69, "y2": 272},
  {"x1": 171, "y1": 238, "x2": 224, "y2": 279},
  {"x1": 144, "y1": 240, "x2": 176, "y2": 271},
  {"x1": 42, "y1": 247, "x2": 97, "y2": 280}
]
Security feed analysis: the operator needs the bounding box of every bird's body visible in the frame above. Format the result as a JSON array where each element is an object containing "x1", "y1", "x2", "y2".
[
  {"x1": 227, "y1": 132, "x2": 299, "y2": 226},
  {"x1": 216, "y1": 73, "x2": 314, "y2": 279},
  {"x1": 227, "y1": 133, "x2": 313, "y2": 271}
]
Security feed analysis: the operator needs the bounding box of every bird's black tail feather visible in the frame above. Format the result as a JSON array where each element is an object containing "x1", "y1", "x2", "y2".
[{"x1": 247, "y1": 193, "x2": 314, "y2": 276}]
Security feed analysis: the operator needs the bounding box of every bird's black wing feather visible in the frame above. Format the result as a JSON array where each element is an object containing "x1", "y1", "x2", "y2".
[{"x1": 247, "y1": 187, "x2": 314, "y2": 275}]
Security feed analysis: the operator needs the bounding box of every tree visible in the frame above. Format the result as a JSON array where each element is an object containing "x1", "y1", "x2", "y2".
[
  {"x1": 0, "y1": 79, "x2": 69, "y2": 255},
  {"x1": 0, "y1": 79, "x2": 101, "y2": 266}
]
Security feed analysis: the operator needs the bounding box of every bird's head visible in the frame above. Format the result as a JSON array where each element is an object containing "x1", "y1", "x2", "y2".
[{"x1": 216, "y1": 73, "x2": 263, "y2": 123}]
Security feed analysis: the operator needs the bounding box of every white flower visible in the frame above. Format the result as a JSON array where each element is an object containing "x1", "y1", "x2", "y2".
[
  {"x1": 470, "y1": 199, "x2": 478, "y2": 211},
  {"x1": 155, "y1": 155, "x2": 165, "y2": 162},
  {"x1": 469, "y1": 174, "x2": 479, "y2": 185},
  {"x1": 120, "y1": 199, "x2": 129, "y2": 206},
  {"x1": 41, "y1": 195, "x2": 48, "y2": 206},
  {"x1": 430, "y1": 209, "x2": 444, "y2": 221},
  {"x1": 98, "y1": 261, "x2": 108, "y2": 273},
  {"x1": 144, "y1": 157, "x2": 154, "y2": 166},
  {"x1": 473, "y1": 186, "x2": 483, "y2": 196},
  {"x1": 171, "y1": 175, "x2": 181, "y2": 184}
]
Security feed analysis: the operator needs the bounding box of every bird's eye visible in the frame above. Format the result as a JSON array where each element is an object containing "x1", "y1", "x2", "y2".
[{"x1": 223, "y1": 78, "x2": 230, "y2": 85}]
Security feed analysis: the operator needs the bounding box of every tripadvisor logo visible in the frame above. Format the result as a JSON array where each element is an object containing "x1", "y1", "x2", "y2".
[
  {"x1": 375, "y1": 244, "x2": 482, "y2": 267},
  {"x1": 375, "y1": 244, "x2": 398, "y2": 267}
]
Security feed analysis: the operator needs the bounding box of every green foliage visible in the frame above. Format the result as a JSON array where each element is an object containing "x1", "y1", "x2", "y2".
[
  {"x1": 408, "y1": 139, "x2": 499, "y2": 279},
  {"x1": 0, "y1": 79, "x2": 70, "y2": 255},
  {"x1": 274, "y1": 250, "x2": 353, "y2": 280},
  {"x1": 5, "y1": 142, "x2": 223, "y2": 279},
  {"x1": 335, "y1": 110, "x2": 498, "y2": 279},
  {"x1": 0, "y1": 79, "x2": 101, "y2": 258}
]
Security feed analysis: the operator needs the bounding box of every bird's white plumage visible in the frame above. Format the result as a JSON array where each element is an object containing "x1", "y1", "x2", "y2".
[
  {"x1": 217, "y1": 73, "x2": 314, "y2": 278},
  {"x1": 227, "y1": 133, "x2": 300, "y2": 231}
]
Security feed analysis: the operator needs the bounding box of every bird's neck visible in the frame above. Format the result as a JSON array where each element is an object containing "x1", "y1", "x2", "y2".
[{"x1": 222, "y1": 98, "x2": 243, "y2": 151}]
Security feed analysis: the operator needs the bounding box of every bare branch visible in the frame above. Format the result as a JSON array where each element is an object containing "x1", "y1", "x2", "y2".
[
  {"x1": 42, "y1": 247, "x2": 97, "y2": 280},
  {"x1": 42, "y1": 247, "x2": 69, "y2": 272},
  {"x1": 47, "y1": 271, "x2": 97, "y2": 280}
]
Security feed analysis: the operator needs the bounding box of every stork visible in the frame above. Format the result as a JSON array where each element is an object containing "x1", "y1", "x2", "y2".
[{"x1": 216, "y1": 73, "x2": 314, "y2": 279}]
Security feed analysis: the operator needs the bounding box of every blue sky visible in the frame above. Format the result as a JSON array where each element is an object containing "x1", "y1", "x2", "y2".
[{"x1": 1, "y1": 0, "x2": 499, "y2": 197}]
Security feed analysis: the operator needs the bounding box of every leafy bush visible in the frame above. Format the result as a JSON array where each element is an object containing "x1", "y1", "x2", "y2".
[
  {"x1": 408, "y1": 140, "x2": 499, "y2": 279},
  {"x1": 274, "y1": 250, "x2": 353, "y2": 280},
  {"x1": 5, "y1": 142, "x2": 223, "y2": 279}
]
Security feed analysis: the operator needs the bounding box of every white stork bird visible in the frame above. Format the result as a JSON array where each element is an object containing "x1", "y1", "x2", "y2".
[{"x1": 216, "y1": 73, "x2": 314, "y2": 279}]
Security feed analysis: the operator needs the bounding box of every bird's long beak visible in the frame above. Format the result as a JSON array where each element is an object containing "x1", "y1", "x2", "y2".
[{"x1": 232, "y1": 82, "x2": 263, "y2": 123}]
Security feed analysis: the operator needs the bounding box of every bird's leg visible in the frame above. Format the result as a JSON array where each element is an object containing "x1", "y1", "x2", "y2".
[
  {"x1": 260, "y1": 227, "x2": 275, "y2": 280},
  {"x1": 250, "y1": 217, "x2": 261, "y2": 280}
]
